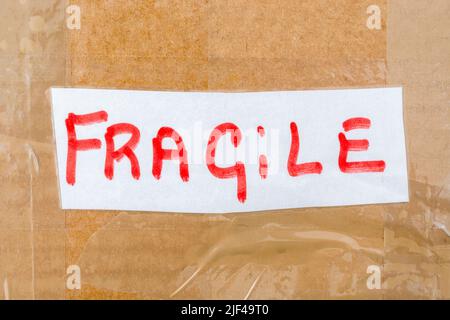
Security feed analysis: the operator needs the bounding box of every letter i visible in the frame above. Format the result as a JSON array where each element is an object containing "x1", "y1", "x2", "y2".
[{"x1": 257, "y1": 126, "x2": 268, "y2": 179}]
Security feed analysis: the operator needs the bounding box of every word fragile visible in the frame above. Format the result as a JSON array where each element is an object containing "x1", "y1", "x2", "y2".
[{"x1": 65, "y1": 111, "x2": 385, "y2": 203}]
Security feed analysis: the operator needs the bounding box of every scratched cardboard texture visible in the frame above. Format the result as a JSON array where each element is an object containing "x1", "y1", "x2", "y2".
[{"x1": 0, "y1": 0, "x2": 448, "y2": 299}]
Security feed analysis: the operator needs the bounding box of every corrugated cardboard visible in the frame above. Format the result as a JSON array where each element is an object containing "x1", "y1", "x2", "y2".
[{"x1": 0, "y1": 0, "x2": 448, "y2": 299}]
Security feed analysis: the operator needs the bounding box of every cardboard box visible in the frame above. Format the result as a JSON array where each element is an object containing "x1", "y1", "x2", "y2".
[{"x1": 0, "y1": 0, "x2": 448, "y2": 299}]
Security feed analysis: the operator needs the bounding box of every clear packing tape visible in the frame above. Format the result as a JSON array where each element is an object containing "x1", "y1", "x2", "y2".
[{"x1": 0, "y1": 0, "x2": 449, "y2": 299}]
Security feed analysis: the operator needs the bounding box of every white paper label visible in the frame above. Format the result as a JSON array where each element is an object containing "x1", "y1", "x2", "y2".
[{"x1": 50, "y1": 87, "x2": 408, "y2": 213}]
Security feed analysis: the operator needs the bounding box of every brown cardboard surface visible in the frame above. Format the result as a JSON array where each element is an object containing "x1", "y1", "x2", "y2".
[{"x1": 0, "y1": 0, "x2": 448, "y2": 299}]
